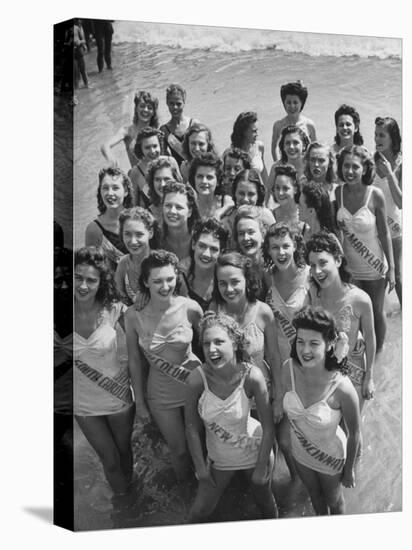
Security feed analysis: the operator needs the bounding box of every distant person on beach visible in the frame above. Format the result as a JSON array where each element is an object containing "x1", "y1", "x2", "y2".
[
  {"x1": 159, "y1": 84, "x2": 199, "y2": 167},
  {"x1": 374, "y1": 116, "x2": 402, "y2": 306},
  {"x1": 85, "y1": 167, "x2": 134, "y2": 270},
  {"x1": 101, "y1": 90, "x2": 159, "y2": 168},
  {"x1": 282, "y1": 305, "x2": 361, "y2": 515},
  {"x1": 185, "y1": 311, "x2": 278, "y2": 523},
  {"x1": 336, "y1": 145, "x2": 395, "y2": 353},
  {"x1": 227, "y1": 111, "x2": 268, "y2": 185},
  {"x1": 222, "y1": 147, "x2": 251, "y2": 196},
  {"x1": 146, "y1": 157, "x2": 183, "y2": 222},
  {"x1": 93, "y1": 19, "x2": 114, "y2": 72},
  {"x1": 180, "y1": 123, "x2": 217, "y2": 182},
  {"x1": 74, "y1": 246, "x2": 135, "y2": 498},
  {"x1": 125, "y1": 250, "x2": 203, "y2": 482},
  {"x1": 332, "y1": 104, "x2": 364, "y2": 156},
  {"x1": 271, "y1": 80, "x2": 317, "y2": 162},
  {"x1": 73, "y1": 19, "x2": 89, "y2": 89}
]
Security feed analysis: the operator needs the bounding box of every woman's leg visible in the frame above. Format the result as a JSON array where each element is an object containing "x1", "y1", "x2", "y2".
[
  {"x1": 355, "y1": 278, "x2": 386, "y2": 352},
  {"x1": 75, "y1": 414, "x2": 129, "y2": 494},
  {"x1": 188, "y1": 468, "x2": 234, "y2": 523},
  {"x1": 293, "y1": 460, "x2": 328, "y2": 515},
  {"x1": 318, "y1": 471, "x2": 345, "y2": 514},
  {"x1": 244, "y1": 455, "x2": 278, "y2": 519},
  {"x1": 149, "y1": 404, "x2": 191, "y2": 481},
  {"x1": 106, "y1": 403, "x2": 135, "y2": 484},
  {"x1": 276, "y1": 416, "x2": 298, "y2": 481},
  {"x1": 392, "y1": 237, "x2": 402, "y2": 307},
  {"x1": 77, "y1": 55, "x2": 88, "y2": 87}
]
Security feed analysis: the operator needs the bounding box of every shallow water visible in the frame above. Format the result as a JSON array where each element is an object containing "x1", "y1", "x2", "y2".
[{"x1": 54, "y1": 33, "x2": 402, "y2": 530}]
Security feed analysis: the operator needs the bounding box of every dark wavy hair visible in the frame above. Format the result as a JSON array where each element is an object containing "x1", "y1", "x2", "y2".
[
  {"x1": 232, "y1": 168, "x2": 265, "y2": 206},
  {"x1": 374, "y1": 116, "x2": 402, "y2": 156},
  {"x1": 161, "y1": 180, "x2": 200, "y2": 233},
  {"x1": 305, "y1": 230, "x2": 352, "y2": 290},
  {"x1": 199, "y1": 310, "x2": 250, "y2": 363},
  {"x1": 337, "y1": 145, "x2": 375, "y2": 186},
  {"x1": 166, "y1": 83, "x2": 187, "y2": 102},
  {"x1": 74, "y1": 246, "x2": 119, "y2": 309},
  {"x1": 97, "y1": 166, "x2": 134, "y2": 214},
  {"x1": 280, "y1": 80, "x2": 308, "y2": 110},
  {"x1": 278, "y1": 125, "x2": 310, "y2": 163},
  {"x1": 119, "y1": 206, "x2": 160, "y2": 249},
  {"x1": 133, "y1": 90, "x2": 159, "y2": 128},
  {"x1": 334, "y1": 104, "x2": 363, "y2": 146},
  {"x1": 213, "y1": 251, "x2": 261, "y2": 305},
  {"x1": 146, "y1": 157, "x2": 182, "y2": 206},
  {"x1": 186, "y1": 218, "x2": 229, "y2": 280},
  {"x1": 182, "y1": 123, "x2": 216, "y2": 160},
  {"x1": 188, "y1": 152, "x2": 224, "y2": 195},
  {"x1": 223, "y1": 147, "x2": 252, "y2": 169},
  {"x1": 290, "y1": 305, "x2": 349, "y2": 373},
  {"x1": 271, "y1": 163, "x2": 300, "y2": 204},
  {"x1": 138, "y1": 249, "x2": 181, "y2": 299},
  {"x1": 304, "y1": 142, "x2": 336, "y2": 184},
  {"x1": 262, "y1": 221, "x2": 307, "y2": 270},
  {"x1": 301, "y1": 181, "x2": 337, "y2": 233},
  {"x1": 134, "y1": 127, "x2": 166, "y2": 159},
  {"x1": 230, "y1": 111, "x2": 257, "y2": 149},
  {"x1": 232, "y1": 205, "x2": 265, "y2": 252}
]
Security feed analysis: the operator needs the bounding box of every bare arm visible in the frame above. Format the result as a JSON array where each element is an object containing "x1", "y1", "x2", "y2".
[
  {"x1": 258, "y1": 142, "x2": 268, "y2": 185},
  {"x1": 85, "y1": 220, "x2": 102, "y2": 247},
  {"x1": 357, "y1": 293, "x2": 376, "y2": 398},
  {"x1": 261, "y1": 305, "x2": 283, "y2": 422},
  {"x1": 337, "y1": 379, "x2": 361, "y2": 488},
  {"x1": 271, "y1": 121, "x2": 282, "y2": 163},
  {"x1": 374, "y1": 188, "x2": 395, "y2": 290},
  {"x1": 307, "y1": 120, "x2": 317, "y2": 142},
  {"x1": 101, "y1": 126, "x2": 129, "y2": 165},
  {"x1": 376, "y1": 153, "x2": 402, "y2": 209}
]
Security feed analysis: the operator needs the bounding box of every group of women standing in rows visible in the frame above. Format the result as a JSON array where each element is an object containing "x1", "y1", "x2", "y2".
[{"x1": 66, "y1": 79, "x2": 402, "y2": 522}]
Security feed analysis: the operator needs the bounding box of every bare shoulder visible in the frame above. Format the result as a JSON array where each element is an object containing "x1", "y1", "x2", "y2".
[
  {"x1": 184, "y1": 296, "x2": 203, "y2": 320},
  {"x1": 85, "y1": 220, "x2": 102, "y2": 245},
  {"x1": 187, "y1": 365, "x2": 204, "y2": 391},
  {"x1": 335, "y1": 374, "x2": 358, "y2": 400},
  {"x1": 257, "y1": 300, "x2": 274, "y2": 323},
  {"x1": 371, "y1": 185, "x2": 385, "y2": 206}
]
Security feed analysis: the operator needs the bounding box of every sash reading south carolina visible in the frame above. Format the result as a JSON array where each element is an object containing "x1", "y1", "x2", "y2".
[
  {"x1": 75, "y1": 359, "x2": 132, "y2": 404},
  {"x1": 340, "y1": 221, "x2": 387, "y2": 278}
]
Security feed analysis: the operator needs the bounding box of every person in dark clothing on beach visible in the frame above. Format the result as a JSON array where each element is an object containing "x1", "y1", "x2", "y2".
[{"x1": 93, "y1": 19, "x2": 114, "y2": 72}]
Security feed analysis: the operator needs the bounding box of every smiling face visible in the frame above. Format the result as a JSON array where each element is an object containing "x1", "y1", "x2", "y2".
[
  {"x1": 122, "y1": 219, "x2": 152, "y2": 257},
  {"x1": 224, "y1": 156, "x2": 244, "y2": 186},
  {"x1": 153, "y1": 166, "x2": 174, "y2": 198},
  {"x1": 273, "y1": 174, "x2": 295, "y2": 206},
  {"x1": 374, "y1": 125, "x2": 392, "y2": 154},
  {"x1": 188, "y1": 131, "x2": 209, "y2": 158},
  {"x1": 193, "y1": 232, "x2": 221, "y2": 269},
  {"x1": 74, "y1": 264, "x2": 100, "y2": 304},
  {"x1": 268, "y1": 233, "x2": 296, "y2": 271},
  {"x1": 283, "y1": 94, "x2": 303, "y2": 116},
  {"x1": 163, "y1": 192, "x2": 191, "y2": 229},
  {"x1": 216, "y1": 264, "x2": 247, "y2": 305},
  {"x1": 235, "y1": 180, "x2": 258, "y2": 206},
  {"x1": 144, "y1": 264, "x2": 177, "y2": 300},
  {"x1": 135, "y1": 100, "x2": 154, "y2": 124},
  {"x1": 166, "y1": 92, "x2": 185, "y2": 119},
  {"x1": 308, "y1": 250, "x2": 341, "y2": 289},
  {"x1": 99, "y1": 174, "x2": 127, "y2": 210},
  {"x1": 202, "y1": 325, "x2": 236, "y2": 370},
  {"x1": 337, "y1": 114, "x2": 357, "y2": 143},
  {"x1": 284, "y1": 132, "x2": 304, "y2": 161},
  {"x1": 141, "y1": 135, "x2": 161, "y2": 161},
  {"x1": 341, "y1": 153, "x2": 364, "y2": 185},
  {"x1": 309, "y1": 147, "x2": 329, "y2": 182},
  {"x1": 236, "y1": 218, "x2": 263, "y2": 258},
  {"x1": 194, "y1": 165, "x2": 217, "y2": 197},
  {"x1": 296, "y1": 328, "x2": 327, "y2": 368}
]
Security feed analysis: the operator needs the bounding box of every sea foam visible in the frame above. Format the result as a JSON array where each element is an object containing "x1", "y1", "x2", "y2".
[{"x1": 113, "y1": 21, "x2": 401, "y2": 60}]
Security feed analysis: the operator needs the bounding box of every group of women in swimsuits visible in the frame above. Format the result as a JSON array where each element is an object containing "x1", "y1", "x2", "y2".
[{"x1": 62, "y1": 79, "x2": 402, "y2": 522}]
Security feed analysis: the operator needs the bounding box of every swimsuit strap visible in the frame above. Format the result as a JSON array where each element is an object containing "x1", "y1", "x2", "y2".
[
  {"x1": 288, "y1": 359, "x2": 296, "y2": 392},
  {"x1": 364, "y1": 187, "x2": 373, "y2": 208},
  {"x1": 137, "y1": 164, "x2": 146, "y2": 179},
  {"x1": 93, "y1": 218, "x2": 106, "y2": 232},
  {"x1": 322, "y1": 373, "x2": 342, "y2": 401},
  {"x1": 340, "y1": 184, "x2": 344, "y2": 208},
  {"x1": 197, "y1": 365, "x2": 209, "y2": 390}
]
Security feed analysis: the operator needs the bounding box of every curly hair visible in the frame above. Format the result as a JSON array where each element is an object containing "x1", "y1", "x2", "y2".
[
  {"x1": 97, "y1": 166, "x2": 134, "y2": 214},
  {"x1": 146, "y1": 157, "x2": 182, "y2": 206},
  {"x1": 74, "y1": 246, "x2": 119, "y2": 309},
  {"x1": 280, "y1": 80, "x2": 308, "y2": 110},
  {"x1": 223, "y1": 147, "x2": 252, "y2": 169},
  {"x1": 262, "y1": 221, "x2": 307, "y2": 270},
  {"x1": 305, "y1": 230, "x2": 352, "y2": 290},
  {"x1": 199, "y1": 310, "x2": 250, "y2": 363},
  {"x1": 187, "y1": 217, "x2": 229, "y2": 279},
  {"x1": 230, "y1": 111, "x2": 257, "y2": 149},
  {"x1": 374, "y1": 116, "x2": 402, "y2": 156},
  {"x1": 166, "y1": 83, "x2": 186, "y2": 102},
  {"x1": 119, "y1": 206, "x2": 161, "y2": 249},
  {"x1": 188, "y1": 152, "x2": 224, "y2": 195},
  {"x1": 232, "y1": 205, "x2": 265, "y2": 253},
  {"x1": 182, "y1": 123, "x2": 216, "y2": 160},
  {"x1": 304, "y1": 142, "x2": 336, "y2": 184},
  {"x1": 271, "y1": 163, "x2": 300, "y2": 204},
  {"x1": 213, "y1": 251, "x2": 261, "y2": 306},
  {"x1": 133, "y1": 90, "x2": 159, "y2": 128},
  {"x1": 138, "y1": 249, "x2": 181, "y2": 299},
  {"x1": 278, "y1": 125, "x2": 310, "y2": 163},
  {"x1": 133, "y1": 127, "x2": 166, "y2": 159},
  {"x1": 336, "y1": 145, "x2": 375, "y2": 186},
  {"x1": 161, "y1": 180, "x2": 200, "y2": 233},
  {"x1": 232, "y1": 168, "x2": 265, "y2": 206},
  {"x1": 334, "y1": 104, "x2": 363, "y2": 146},
  {"x1": 290, "y1": 305, "x2": 349, "y2": 373},
  {"x1": 301, "y1": 181, "x2": 337, "y2": 233}
]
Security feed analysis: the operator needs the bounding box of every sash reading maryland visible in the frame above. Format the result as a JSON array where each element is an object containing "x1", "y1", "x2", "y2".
[
  {"x1": 289, "y1": 419, "x2": 345, "y2": 472},
  {"x1": 340, "y1": 221, "x2": 387, "y2": 278},
  {"x1": 75, "y1": 359, "x2": 132, "y2": 404},
  {"x1": 206, "y1": 419, "x2": 261, "y2": 452},
  {"x1": 143, "y1": 349, "x2": 193, "y2": 384}
]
